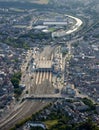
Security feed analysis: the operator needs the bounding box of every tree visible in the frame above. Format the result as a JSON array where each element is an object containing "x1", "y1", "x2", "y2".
[
  {"x1": 11, "y1": 77, "x2": 20, "y2": 88},
  {"x1": 11, "y1": 71, "x2": 22, "y2": 96}
]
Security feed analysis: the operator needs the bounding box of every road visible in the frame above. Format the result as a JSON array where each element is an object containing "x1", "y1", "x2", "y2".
[
  {"x1": 0, "y1": 45, "x2": 56, "y2": 130},
  {"x1": 52, "y1": 14, "x2": 83, "y2": 37},
  {"x1": 0, "y1": 14, "x2": 84, "y2": 130},
  {"x1": 65, "y1": 15, "x2": 83, "y2": 34}
]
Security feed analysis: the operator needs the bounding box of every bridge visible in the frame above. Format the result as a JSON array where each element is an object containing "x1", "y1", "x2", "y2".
[{"x1": 23, "y1": 94, "x2": 73, "y2": 101}]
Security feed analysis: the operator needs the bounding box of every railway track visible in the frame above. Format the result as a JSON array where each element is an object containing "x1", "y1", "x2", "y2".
[
  {"x1": 0, "y1": 101, "x2": 49, "y2": 130},
  {"x1": 35, "y1": 71, "x2": 52, "y2": 85}
]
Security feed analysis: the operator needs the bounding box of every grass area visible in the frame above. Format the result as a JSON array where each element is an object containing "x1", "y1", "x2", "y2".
[
  {"x1": 48, "y1": 28, "x2": 56, "y2": 32},
  {"x1": 29, "y1": 0, "x2": 49, "y2": 4},
  {"x1": 9, "y1": 8, "x2": 25, "y2": 12},
  {"x1": 44, "y1": 120, "x2": 58, "y2": 129}
]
